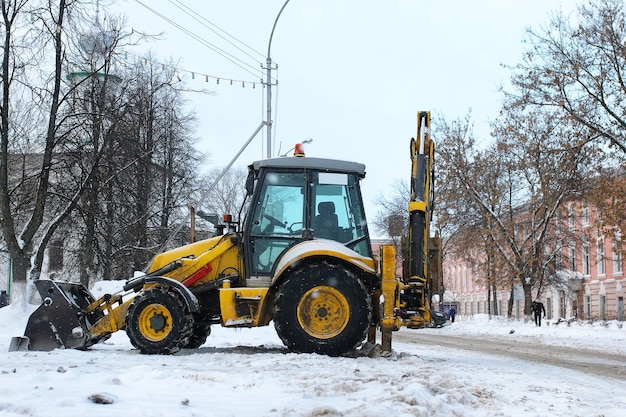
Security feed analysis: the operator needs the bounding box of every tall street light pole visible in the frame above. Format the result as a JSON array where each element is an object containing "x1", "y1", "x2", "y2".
[{"x1": 265, "y1": 0, "x2": 290, "y2": 159}]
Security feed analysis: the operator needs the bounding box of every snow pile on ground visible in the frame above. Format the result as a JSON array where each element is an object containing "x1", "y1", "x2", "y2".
[
  {"x1": 447, "y1": 313, "x2": 626, "y2": 355},
  {"x1": 0, "y1": 281, "x2": 625, "y2": 417}
]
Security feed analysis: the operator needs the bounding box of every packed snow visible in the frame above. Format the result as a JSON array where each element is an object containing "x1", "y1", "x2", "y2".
[{"x1": 1, "y1": 280, "x2": 625, "y2": 417}]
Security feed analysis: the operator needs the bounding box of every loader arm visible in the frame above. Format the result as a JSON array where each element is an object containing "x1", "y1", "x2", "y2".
[
  {"x1": 11, "y1": 234, "x2": 243, "y2": 352},
  {"x1": 84, "y1": 236, "x2": 242, "y2": 341},
  {"x1": 145, "y1": 234, "x2": 243, "y2": 287},
  {"x1": 86, "y1": 297, "x2": 134, "y2": 337}
]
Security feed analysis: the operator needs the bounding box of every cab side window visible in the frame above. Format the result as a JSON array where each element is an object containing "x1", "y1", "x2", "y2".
[{"x1": 313, "y1": 172, "x2": 369, "y2": 256}]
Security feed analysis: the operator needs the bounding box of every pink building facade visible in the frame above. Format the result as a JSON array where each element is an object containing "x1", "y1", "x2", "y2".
[{"x1": 442, "y1": 201, "x2": 626, "y2": 322}]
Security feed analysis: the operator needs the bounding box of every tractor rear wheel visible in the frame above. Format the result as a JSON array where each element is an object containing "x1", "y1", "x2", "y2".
[
  {"x1": 273, "y1": 263, "x2": 371, "y2": 356},
  {"x1": 126, "y1": 286, "x2": 194, "y2": 354}
]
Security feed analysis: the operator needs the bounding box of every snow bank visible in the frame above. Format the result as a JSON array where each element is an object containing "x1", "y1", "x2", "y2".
[{"x1": 447, "y1": 314, "x2": 626, "y2": 355}]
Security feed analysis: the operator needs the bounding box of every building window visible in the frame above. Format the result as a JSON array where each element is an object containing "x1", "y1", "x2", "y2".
[
  {"x1": 463, "y1": 268, "x2": 470, "y2": 291},
  {"x1": 583, "y1": 236, "x2": 591, "y2": 275},
  {"x1": 614, "y1": 233, "x2": 622, "y2": 275},
  {"x1": 600, "y1": 295, "x2": 606, "y2": 320},
  {"x1": 477, "y1": 301, "x2": 480, "y2": 314},
  {"x1": 568, "y1": 203, "x2": 575, "y2": 231},
  {"x1": 546, "y1": 297, "x2": 552, "y2": 320},
  {"x1": 585, "y1": 295, "x2": 591, "y2": 319},
  {"x1": 597, "y1": 237, "x2": 605, "y2": 276},
  {"x1": 555, "y1": 241, "x2": 562, "y2": 269},
  {"x1": 582, "y1": 201, "x2": 589, "y2": 227},
  {"x1": 568, "y1": 240, "x2": 576, "y2": 271}
]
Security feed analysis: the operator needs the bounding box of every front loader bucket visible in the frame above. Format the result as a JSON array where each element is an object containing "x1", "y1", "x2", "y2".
[{"x1": 9, "y1": 280, "x2": 105, "y2": 352}]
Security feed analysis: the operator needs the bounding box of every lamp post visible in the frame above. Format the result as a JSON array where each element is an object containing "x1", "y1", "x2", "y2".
[{"x1": 265, "y1": 0, "x2": 290, "y2": 159}]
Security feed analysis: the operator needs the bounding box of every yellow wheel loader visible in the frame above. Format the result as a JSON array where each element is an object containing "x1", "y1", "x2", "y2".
[{"x1": 10, "y1": 112, "x2": 437, "y2": 356}]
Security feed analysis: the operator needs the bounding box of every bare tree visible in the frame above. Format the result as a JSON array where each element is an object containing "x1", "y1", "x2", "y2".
[
  {"x1": 506, "y1": 0, "x2": 626, "y2": 154},
  {"x1": 434, "y1": 113, "x2": 513, "y2": 317},
  {"x1": 70, "y1": 56, "x2": 203, "y2": 280},
  {"x1": 372, "y1": 179, "x2": 409, "y2": 244},
  {"x1": 198, "y1": 166, "x2": 248, "y2": 222},
  {"x1": 0, "y1": 0, "x2": 92, "y2": 298},
  {"x1": 436, "y1": 107, "x2": 598, "y2": 318},
  {"x1": 0, "y1": 1, "x2": 201, "y2": 300}
]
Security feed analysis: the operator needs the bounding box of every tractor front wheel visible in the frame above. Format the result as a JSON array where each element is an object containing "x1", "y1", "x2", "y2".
[
  {"x1": 184, "y1": 322, "x2": 211, "y2": 349},
  {"x1": 126, "y1": 286, "x2": 194, "y2": 354},
  {"x1": 273, "y1": 263, "x2": 371, "y2": 356}
]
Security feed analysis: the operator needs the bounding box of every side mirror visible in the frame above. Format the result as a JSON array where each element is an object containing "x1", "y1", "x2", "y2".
[{"x1": 245, "y1": 171, "x2": 255, "y2": 196}]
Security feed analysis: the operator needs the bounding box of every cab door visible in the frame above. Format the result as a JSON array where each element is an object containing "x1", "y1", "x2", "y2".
[{"x1": 245, "y1": 171, "x2": 307, "y2": 285}]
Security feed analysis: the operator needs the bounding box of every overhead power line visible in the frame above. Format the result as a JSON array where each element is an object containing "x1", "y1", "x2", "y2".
[
  {"x1": 134, "y1": 0, "x2": 264, "y2": 81},
  {"x1": 168, "y1": 0, "x2": 266, "y2": 62}
]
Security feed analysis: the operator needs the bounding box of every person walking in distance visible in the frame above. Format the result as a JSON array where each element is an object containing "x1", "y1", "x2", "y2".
[
  {"x1": 532, "y1": 298, "x2": 546, "y2": 327},
  {"x1": 449, "y1": 306, "x2": 457, "y2": 323},
  {"x1": 0, "y1": 290, "x2": 8, "y2": 308}
]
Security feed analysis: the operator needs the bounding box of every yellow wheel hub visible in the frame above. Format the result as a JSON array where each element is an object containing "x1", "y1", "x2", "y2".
[
  {"x1": 297, "y1": 286, "x2": 350, "y2": 339},
  {"x1": 137, "y1": 303, "x2": 172, "y2": 342}
]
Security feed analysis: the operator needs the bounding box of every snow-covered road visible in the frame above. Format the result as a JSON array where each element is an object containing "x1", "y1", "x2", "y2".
[
  {"x1": 395, "y1": 330, "x2": 626, "y2": 380},
  {"x1": 1, "y1": 295, "x2": 625, "y2": 416}
]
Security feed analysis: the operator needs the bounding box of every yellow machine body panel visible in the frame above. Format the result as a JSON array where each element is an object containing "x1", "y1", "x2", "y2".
[
  {"x1": 218, "y1": 286, "x2": 271, "y2": 327},
  {"x1": 146, "y1": 234, "x2": 244, "y2": 286},
  {"x1": 217, "y1": 239, "x2": 377, "y2": 330},
  {"x1": 272, "y1": 239, "x2": 377, "y2": 284}
]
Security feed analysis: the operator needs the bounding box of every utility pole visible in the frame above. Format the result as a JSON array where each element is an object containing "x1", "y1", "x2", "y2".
[
  {"x1": 264, "y1": 0, "x2": 290, "y2": 159},
  {"x1": 265, "y1": 55, "x2": 273, "y2": 159}
]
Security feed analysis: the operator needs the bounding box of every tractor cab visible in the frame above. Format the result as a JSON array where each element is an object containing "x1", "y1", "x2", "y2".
[{"x1": 242, "y1": 156, "x2": 373, "y2": 285}]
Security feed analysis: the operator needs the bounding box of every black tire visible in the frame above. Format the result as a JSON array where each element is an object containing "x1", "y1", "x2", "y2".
[
  {"x1": 184, "y1": 322, "x2": 211, "y2": 349},
  {"x1": 125, "y1": 286, "x2": 194, "y2": 354},
  {"x1": 273, "y1": 263, "x2": 371, "y2": 356}
]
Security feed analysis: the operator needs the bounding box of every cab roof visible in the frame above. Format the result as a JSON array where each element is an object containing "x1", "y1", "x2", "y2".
[{"x1": 251, "y1": 157, "x2": 366, "y2": 178}]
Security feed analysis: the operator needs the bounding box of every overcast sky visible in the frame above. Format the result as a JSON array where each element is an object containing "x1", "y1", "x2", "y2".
[{"x1": 108, "y1": 0, "x2": 578, "y2": 229}]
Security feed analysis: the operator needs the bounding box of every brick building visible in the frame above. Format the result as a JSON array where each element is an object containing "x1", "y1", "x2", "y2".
[{"x1": 443, "y1": 201, "x2": 625, "y2": 322}]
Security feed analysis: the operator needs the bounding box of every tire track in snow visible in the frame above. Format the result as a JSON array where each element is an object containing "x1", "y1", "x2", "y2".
[{"x1": 393, "y1": 330, "x2": 626, "y2": 381}]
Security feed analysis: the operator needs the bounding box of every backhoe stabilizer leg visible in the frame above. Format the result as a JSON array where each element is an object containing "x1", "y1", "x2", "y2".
[
  {"x1": 380, "y1": 244, "x2": 398, "y2": 356},
  {"x1": 381, "y1": 322, "x2": 393, "y2": 353}
]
